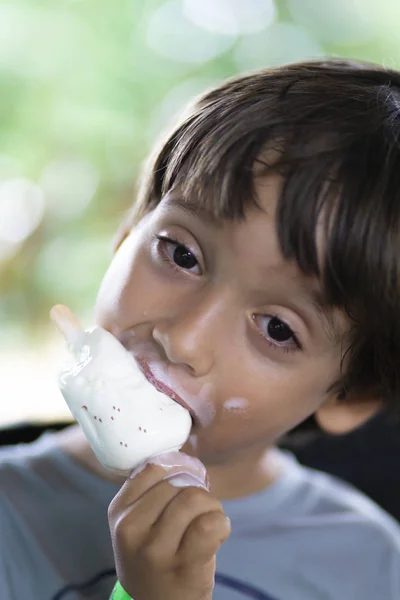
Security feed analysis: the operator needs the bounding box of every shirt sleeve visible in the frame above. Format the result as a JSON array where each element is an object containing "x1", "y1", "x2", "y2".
[{"x1": 0, "y1": 496, "x2": 23, "y2": 600}]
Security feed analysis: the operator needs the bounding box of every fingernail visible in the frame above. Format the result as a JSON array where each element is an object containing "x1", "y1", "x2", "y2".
[
  {"x1": 151, "y1": 451, "x2": 206, "y2": 472},
  {"x1": 129, "y1": 451, "x2": 208, "y2": 482},
  {"x1": 166, "y1": 472, "x2": 210, "y2": 491}
]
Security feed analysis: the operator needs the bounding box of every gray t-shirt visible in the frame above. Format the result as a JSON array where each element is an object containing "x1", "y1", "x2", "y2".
[{"x1": 1, "y1": 431, "x2": 400, "y2": 600}]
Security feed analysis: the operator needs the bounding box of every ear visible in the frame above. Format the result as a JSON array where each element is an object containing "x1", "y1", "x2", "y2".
[
  {"x1": 112, "y1": 207, "x2": 151, "y2": 253},
  {"x1": 112, "y1": 223, "x2": 131, "y2": 253},
  {"x1": 315, "y1": 393, "x2": 382, "y2": 435}
]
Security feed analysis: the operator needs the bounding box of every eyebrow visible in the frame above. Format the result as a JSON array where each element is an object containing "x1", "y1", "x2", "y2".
[{"x1": 163, "y1": 194, "x2": 218, "y2": 224}]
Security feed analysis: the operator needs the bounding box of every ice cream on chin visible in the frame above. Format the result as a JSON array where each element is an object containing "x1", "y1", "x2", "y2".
[{"x1": 50, "y1": 305, "x2": 192, "y2": 475}]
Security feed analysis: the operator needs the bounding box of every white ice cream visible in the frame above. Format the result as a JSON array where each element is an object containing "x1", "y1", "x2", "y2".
[{"x1": 51, "y1": 305, "x2": 192, "y2": 475}]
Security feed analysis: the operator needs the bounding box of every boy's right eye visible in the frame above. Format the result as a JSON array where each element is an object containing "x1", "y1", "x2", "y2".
[{"x1": 155, "y1": 235, "x2": 202, "y2": 275}]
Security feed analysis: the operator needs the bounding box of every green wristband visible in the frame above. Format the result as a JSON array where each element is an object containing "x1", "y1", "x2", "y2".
[{"x1": 110, "y1": 580, "x2": 132, "y2": 600}]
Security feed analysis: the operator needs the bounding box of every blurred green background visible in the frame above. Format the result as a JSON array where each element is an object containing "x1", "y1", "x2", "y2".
[{"x1": 1, "y1": 0, "x2": 400, "y2": 424}]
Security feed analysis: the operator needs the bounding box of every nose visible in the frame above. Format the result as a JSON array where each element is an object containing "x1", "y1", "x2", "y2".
[{"x1": 152, "y1": 290, "x2": 227, "y2": 376}]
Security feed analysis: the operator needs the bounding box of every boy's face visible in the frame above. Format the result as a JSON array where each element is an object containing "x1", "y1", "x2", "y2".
[{"x1": 95, "y1": 175, "x2": 348, "y2": 465}]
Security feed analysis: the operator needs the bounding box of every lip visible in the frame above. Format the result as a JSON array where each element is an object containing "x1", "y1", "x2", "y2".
[{"x1": 136, "y1": 357, "x2": 195, "y2": 423}]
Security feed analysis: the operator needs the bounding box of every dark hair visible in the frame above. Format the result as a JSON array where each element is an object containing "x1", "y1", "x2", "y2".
[{"x1": 127, "y1": 58, "x2": 400, "y2": 410}]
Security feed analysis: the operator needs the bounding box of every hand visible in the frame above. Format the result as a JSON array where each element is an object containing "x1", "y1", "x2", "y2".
[{"x1": 108, "y1": 451, "x2": 231, "y2": 600}]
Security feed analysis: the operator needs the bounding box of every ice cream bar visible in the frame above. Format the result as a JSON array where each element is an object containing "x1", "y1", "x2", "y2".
[{"x1": 50, "y1": 305, "x2": 192, "y2": 475}]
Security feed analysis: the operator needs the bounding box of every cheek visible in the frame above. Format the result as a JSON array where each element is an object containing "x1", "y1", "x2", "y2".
[
  {"x1": 214, "y1": 359, "x2": 333, "y2": 440},
  {"x1": 94, "y1": 231, "x2": 155, "y2": 331}
]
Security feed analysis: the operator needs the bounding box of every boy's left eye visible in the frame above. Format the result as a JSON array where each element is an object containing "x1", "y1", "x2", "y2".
[
  {"x1": 267, "y1": 317, "x2": 293, "y2": 342},
  {"x1": 254, "y1": 314, "x2": 301, "y2": 353}
]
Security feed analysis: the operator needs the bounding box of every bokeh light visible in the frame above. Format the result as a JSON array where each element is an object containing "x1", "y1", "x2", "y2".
[
  {"x1": 0, "y1": 178, "x2": 44, "y2": 246},
  {"x1": 40, "y1": 158, "x2": 98, "y2": 221},
  {"x1": 183, "y1": 0, "x2": 276, "y2": 36},
  {"x1": 146, "y1": 0, "x2": 236, "y2": 64}
]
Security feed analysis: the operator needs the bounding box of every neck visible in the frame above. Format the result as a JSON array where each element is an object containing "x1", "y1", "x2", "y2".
[
  {"x1": 196, "y1": 443, "x2": 282, "y2": 500},
  {"x1": 55, "y1": 425, "x2": 282, "y2": 499}
]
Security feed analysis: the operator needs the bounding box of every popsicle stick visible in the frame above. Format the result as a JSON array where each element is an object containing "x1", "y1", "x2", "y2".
[{"x1": 50, "y1": 304, "x2": 83, "y2": 348}]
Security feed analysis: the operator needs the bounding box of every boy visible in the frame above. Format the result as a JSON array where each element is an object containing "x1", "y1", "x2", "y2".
[{"x1": 2, "y1": 58, "x2": 400, "y2": 600}]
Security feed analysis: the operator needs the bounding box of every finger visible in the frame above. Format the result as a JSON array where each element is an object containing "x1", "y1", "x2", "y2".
[
  {"x1": 179, "y1": 510, "x2": 231, "y2": 563},
  {"x1": 110, "y1": 471, "x2": 213, "y2": 561},
  {"x1": 145, "y1": 481, "x2": 223, "y2": 559},
  {"x1": 109, "y1": 451, "x2": 208, "y2": 515},
  {"x1": 109, "y1": 468, "x2": 208, "y2": 548},
  {"x1": 109, "y1": 478, "x2": 183, "y2": 555}
]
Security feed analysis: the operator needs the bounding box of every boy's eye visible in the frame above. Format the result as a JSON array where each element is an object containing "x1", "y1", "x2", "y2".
[
  {"x1": 171, "y1": 243, "x2": 198, "y2": 270},
  {"x1": 254, "y1": 314, "x2": 301, "y2": 353},
  {"x1": 156, "y1": 235, "x2": 201, "y2": 275},
  {"x1": 267, "y1": 317, "x2": 293, "y2": 342}
]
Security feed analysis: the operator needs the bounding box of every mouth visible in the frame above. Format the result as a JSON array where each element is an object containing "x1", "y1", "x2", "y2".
[{"x1": 136, "y1": 357, "x2": 195, "y2": 424}]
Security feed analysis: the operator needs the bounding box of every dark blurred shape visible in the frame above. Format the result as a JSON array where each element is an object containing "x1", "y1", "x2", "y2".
[
  {"x1": 0, "y1": 422, "x2": 69, "y2": 446},
  {"x1": 280, "y1": 411, "x2": 400, "y2": 523}
]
